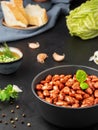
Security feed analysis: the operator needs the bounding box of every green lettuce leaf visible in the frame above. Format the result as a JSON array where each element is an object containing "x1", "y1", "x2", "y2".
[{"x1": 66, "y1": 0, "x2": 98, "y2": 40}]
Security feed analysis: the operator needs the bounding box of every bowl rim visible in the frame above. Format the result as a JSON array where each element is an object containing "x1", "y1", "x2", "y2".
[
  {"x1": 0, "y1": 46, "x2": 23, "y2": 64},
  {"x1": 31, "y1": 64, "x2": 98, "y2": 110}
]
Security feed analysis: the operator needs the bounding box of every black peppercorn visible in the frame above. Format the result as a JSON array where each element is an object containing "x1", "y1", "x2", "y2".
[
  {"x1": 21, "y1": 121, "x2": 25, "y2": 124},
  {"x1": 12, "y1": 124, "x2": 16, "y2": 128},
  {"x1": 2, "y1": 113, "x2": 6, "y2": 117},
  {"x1": 0, "y1": 120, "x2": 2, "y2": 123},
  {"x1": 4, "y1": 121, "x2": 8, "y2": 125}
]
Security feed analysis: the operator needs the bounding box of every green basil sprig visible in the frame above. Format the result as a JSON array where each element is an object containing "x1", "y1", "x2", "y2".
[
  {"x1": 0, "y1": 84, "x2": 22, "y2": 102},
  {"x1": 76, "y1": 69, "x2": 89, "y2": 90}
]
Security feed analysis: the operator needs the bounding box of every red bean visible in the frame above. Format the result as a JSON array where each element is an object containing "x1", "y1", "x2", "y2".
[
  {"x1": 62, "y1": 87, "x2": 70, "y2": 94},
  {"x1": 35, "y1": 73, "x2": 98, "y2": 108},
  {"x1": 94, "y1": 82, "x2": 98, "y2": 88},
  {"x1": 45, "y1": 75, "x2": 52, "y2": 82},
  {"x1": 72, "y1": 82, "x2": 80, "y2": 90},
  {"x1": 75, "y1": 94, "x2": 82, "y2": 100},
  {"x1": 94, "y1": 90, "x2": 98, "y2": 98},
  {"x1": 85, "y1": 87, "x2": 93, "y2": 95},
  {"x1": 66, "y1": 78, "x2": 74, "y2": 87}
]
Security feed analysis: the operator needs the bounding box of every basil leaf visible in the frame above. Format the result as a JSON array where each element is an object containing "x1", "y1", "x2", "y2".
[
  {"x1": 80, "y1": 82, "x2": 89, "y2": 90},
  {"x1": 0, "y1": 90, "x2": 7, "y2": 101},
  {"x1": 0, "y1": 84, "x2": 22, "y2": 102},
  {"x1": 76, "y1": 69, "x2": 87, "y2": 83}
]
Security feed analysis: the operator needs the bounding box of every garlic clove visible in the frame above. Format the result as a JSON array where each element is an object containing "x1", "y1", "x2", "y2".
[
  {"x1": 89, "y1": 56, "x2": 94, "y2": 61},
  {"x1": 94, "y1": 51, "x2": 98, "y2": 57},
  {"x1": 94, "y1": 58, "x2": 98, "y2": 64},
  {"x1": 89, "y1": 50, "x2": 98, "y2": 65},
  {"x1": 13, "y1": 85, "x2": 23, "y2": 92},
  {"x1": 37, "y1": 53, "x2": 48, "y2": 63},
  {"x1": 52, "y1": 52, "x2": 65, "y2": 62},
  {"x1": 28, "y1": 42, "x2": 40, "y2": 49}
]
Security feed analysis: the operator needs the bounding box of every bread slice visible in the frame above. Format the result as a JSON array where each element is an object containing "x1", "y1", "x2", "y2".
[
  {"x1": 10, "y1": 0, "x2": 28, "y2": 22},
  {"x1": 10, "y1": 0, "x2": 23, "y2": 7},
  {"x1": 1, "y1": 1, "x2": 28, "y2": 28},
  {"x1": 25, "y1": 4, "x2": 48, "y2": 26}
]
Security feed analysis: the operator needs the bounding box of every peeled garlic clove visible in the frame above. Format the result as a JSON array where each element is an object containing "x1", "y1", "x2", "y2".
[
  {"x1": 37, "y1": 53, "x2": 48, "y2": 63},
  {"x1": 52, "y1": 52, "x2": 65, "y2": 62},
  {"x1": 94, "y1": 51, "x2": 98, "y2": 57},
  {"x1": 94, "y1": 58, "x2": 98, "y2": 64},
  {"x1": 89, "y1": 50, "x2": 98, "y2": 65},
  {"x1": 89, "y1": 56, "x2": 94, "y2": 61},
  {"x1": 93, "y1": 51, "x2": 98, "y2": 64},
  {"x1": 28, "y1": 42, "x2": 40, "y2": 49},
  {"x1": 13, "y1": 85, "x2": 23, "y2": 92}
]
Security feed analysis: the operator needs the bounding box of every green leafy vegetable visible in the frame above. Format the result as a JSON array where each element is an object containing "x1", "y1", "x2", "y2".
[
  {"x1": 0, "y1": 84, "x2": 22, "y2": 102},
  {"x1": 80, "y1": 82, "x2": 89, "y2": 90},
  {"x1": 0, "y1": 43, "x2": 18, "y2": 63},
  {"x1": 66, "y1": 0, "x2": 98, "y2": 40},
  {"x1": 2, "y1": 43, "x2": 13, "y2": 58},
  {"x1": 76, "y1": 70, "x2": 89, "y2": 90},
  {"x1": 76, "y1": 69, "x2": 87, "y2": 82}
]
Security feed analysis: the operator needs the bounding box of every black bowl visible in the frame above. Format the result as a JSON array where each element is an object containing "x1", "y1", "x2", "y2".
[
  {"x1": 0, "y1": 47, "x2": 23, "y2": 74},
  {"x1": 31, "y1": 65, "x2": 98, "y2": 128}
]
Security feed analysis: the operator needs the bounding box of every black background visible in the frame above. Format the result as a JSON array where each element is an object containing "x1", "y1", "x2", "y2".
[{"x1": 0, "y1": 0, "x2": 98, "y2": 130}]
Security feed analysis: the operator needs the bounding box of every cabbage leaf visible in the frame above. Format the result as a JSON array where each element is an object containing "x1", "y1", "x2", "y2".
[{"x1": 66, "y1": 0, "x2": 98, "y2": 40}]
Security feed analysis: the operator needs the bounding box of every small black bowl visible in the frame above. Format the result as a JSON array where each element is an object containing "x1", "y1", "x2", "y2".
[
  {"x1": 31, "y1": 65, "x2": 98, "y2": 128},
  {"x1": 0, "y1": 47, "x2": 23, "y2": 75}
]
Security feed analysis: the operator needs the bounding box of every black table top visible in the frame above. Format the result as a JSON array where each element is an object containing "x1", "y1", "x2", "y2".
[{"x1": 0, "y1": 1, "x2": 98, "y2": 130}]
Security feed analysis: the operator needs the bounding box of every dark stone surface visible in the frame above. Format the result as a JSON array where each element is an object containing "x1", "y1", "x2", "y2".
[{"x1": 0, "y1": 0, "x2": 98, "y2": 130}]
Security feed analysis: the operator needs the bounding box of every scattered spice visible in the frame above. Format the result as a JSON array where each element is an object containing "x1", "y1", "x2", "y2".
[
  {"x1": 21, "y1": 121, "x2": 25, "y2": 124},
  {"x1": 27, "y1": 122, "x2": 31, "y2": 127},
  {"x1": 4, "y1": 121, "x2": 8, "y2": 125},
  {"x1": 10, "y1": 101, "x2": 14, "y2": 105},
  {"x1": 0, "y1": 120, "x2": 2, "y2": 123},
  {"x1": 2, "y1": 113, "x2": 6, "y2": 117},
  {"x1": 14, "y1": 117, "x2": 18, "y2": 121},
  {"x1": 16, "y1": 105, "x2": 20, "y2": 109},
  {"x1": 0, "y1": 104, "x2": 32, "y2": 128},
  {"x1": 12, "y1": 124, "x2": 16, "y2": 128},
  {"x1": 22, "y1": 113, "x2": 26, "y2": 117},
  {"x1": 10, "y1": 118, "x2": 14, "y2": 121},
  {"x1": 10, "y1": 120, "x2": 15, "y2": 124},
  {"x1": 11, "y1": 109, "x2": 14, "y2": 113}
]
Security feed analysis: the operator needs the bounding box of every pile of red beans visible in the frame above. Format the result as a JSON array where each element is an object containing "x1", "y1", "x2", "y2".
[{"x1": 35, "y1": 74, "x2": 98, "y2": 108}]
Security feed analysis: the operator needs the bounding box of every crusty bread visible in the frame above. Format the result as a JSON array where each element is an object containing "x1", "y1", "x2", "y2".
[
  {"x1": 25, "y1": 4, "x2": 48, "y2": 26},
  {"x1": 11, "y1": 0, "x2": 23, "y2": 7},
  {"x1": 1, "y1": 0, "x2": 48, "y2": 28},
  {"x1": 1, "y1": 1, "x2": 28, "y2": 28},
  {"x1": 10, "y1": 0, "x2": 28, "y2": 22}
]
